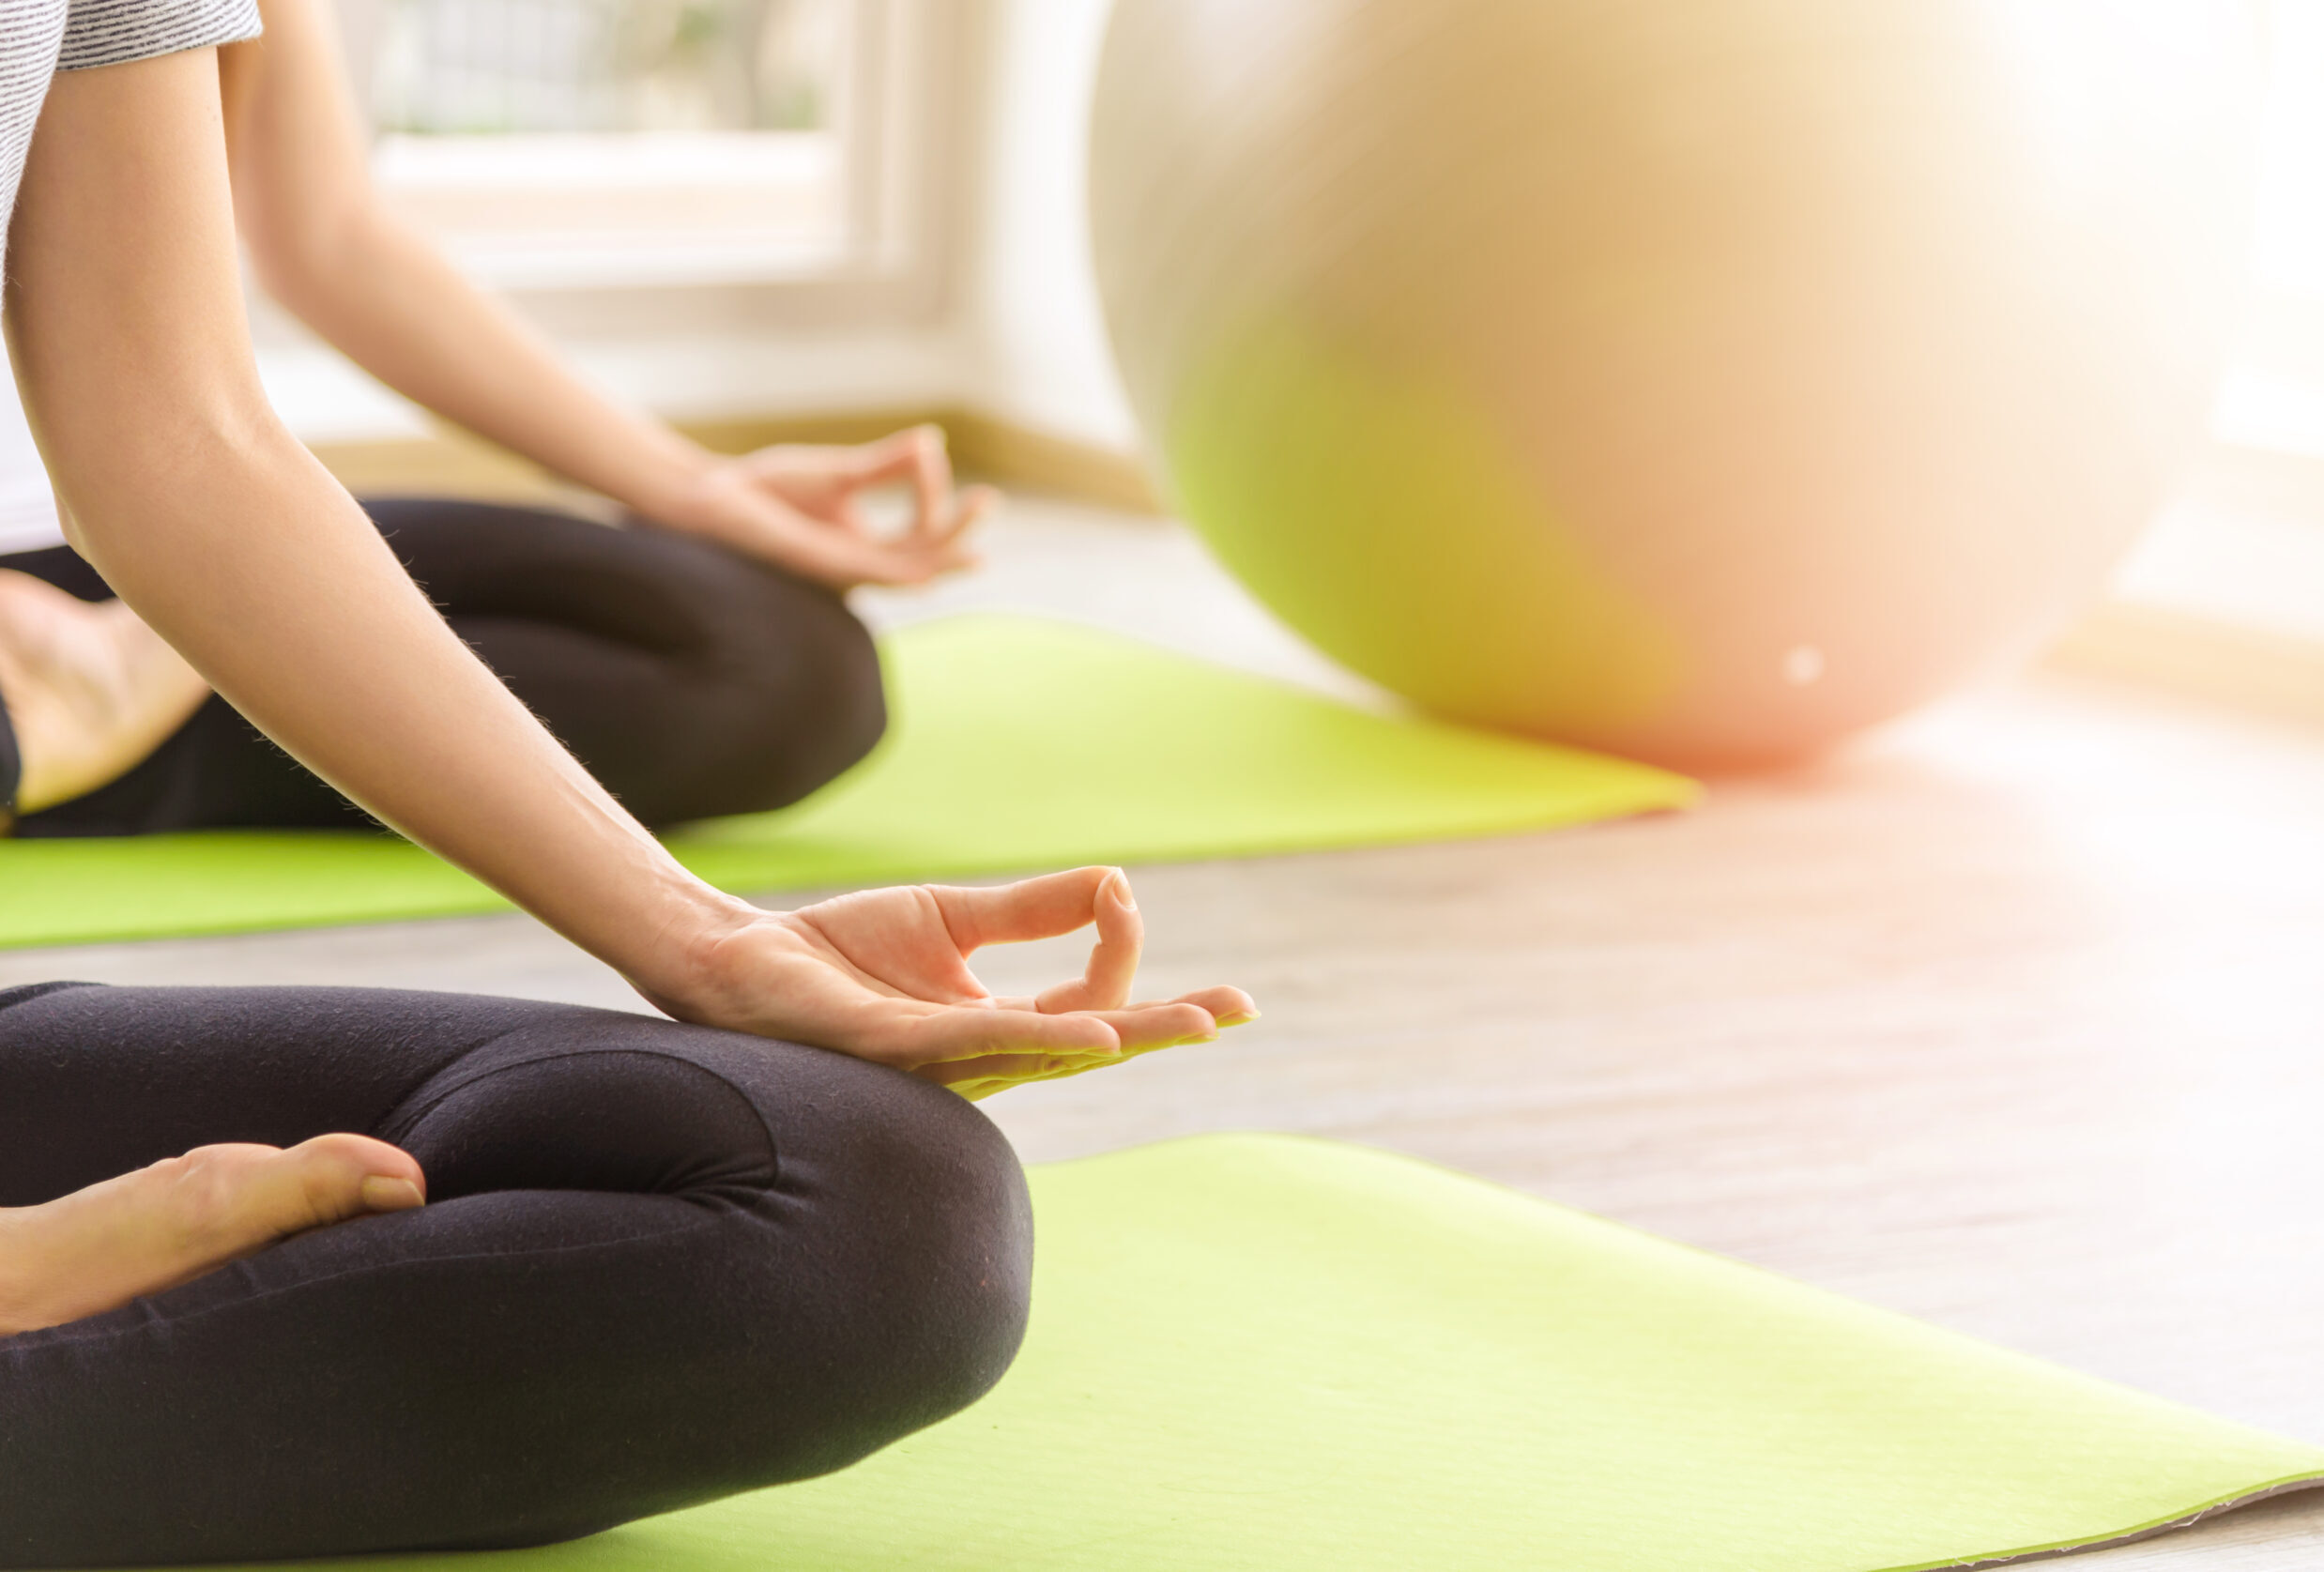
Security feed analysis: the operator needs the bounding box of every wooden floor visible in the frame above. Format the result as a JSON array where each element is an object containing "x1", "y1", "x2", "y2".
[{"x1": 8, "y1": 499, "x2": 2323, "y2": 1566}]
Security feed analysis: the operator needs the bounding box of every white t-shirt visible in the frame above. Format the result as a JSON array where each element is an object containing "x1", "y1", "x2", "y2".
[{"x1": 0, "y1": 342, "x2": 65, "y2": 555}]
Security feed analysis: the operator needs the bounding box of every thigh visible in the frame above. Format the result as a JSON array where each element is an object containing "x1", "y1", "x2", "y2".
[
  {"x1": 375, "y1": 498, "x2": 886, "y2": 825},
  {"x1": 368, "y1": 496, "x2": 844, "y2": 660},
  {"x1": 0, "y1": 984, "x2": 1031, "y2": 1564},
  {"x1": 0, "y1": 982, "x2": 603, "y2": 1200},
  {"x1": 10, "y1": 501, "x2": 886, "y2": 833}
]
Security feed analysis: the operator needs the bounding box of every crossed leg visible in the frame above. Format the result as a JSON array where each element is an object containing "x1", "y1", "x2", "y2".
[
  {"x1": 0, "y1": 982, "x2": 1032, "y2": 1566},
  {"x1": 0, "y1": 1129, "x2": 423, "y2": 1335},
  {"x1": 3, "y1": 499, "x2": 886, "y2": 834}
]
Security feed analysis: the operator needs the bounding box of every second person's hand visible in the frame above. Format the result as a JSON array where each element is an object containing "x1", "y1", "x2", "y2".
[{"x1": 650, "y1": 867, "x2": 1257, "y2": 1100}]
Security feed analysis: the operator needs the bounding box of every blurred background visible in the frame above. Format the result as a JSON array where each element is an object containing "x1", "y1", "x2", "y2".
[
  {"x1": 282, "y1": 0, "x2": 1124, "y2": 471},
  {"x1": 278, "y1": 0, "x2": 2324, "y2": 720}
]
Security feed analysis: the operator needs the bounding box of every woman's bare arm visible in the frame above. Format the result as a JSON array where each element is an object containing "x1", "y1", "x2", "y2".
[
  {"x1": 7, "y1": 47, "x2": 1246, "y2": 1084},
  {"x1": 215, "y1": 0, "x2": 980, "y2": 588},
  {"x1": 216, "y1": 1, "x2": 710, "y2": 528},
  {"x1": 9, "y1": 48, "x2": 744, "y2": 991}
]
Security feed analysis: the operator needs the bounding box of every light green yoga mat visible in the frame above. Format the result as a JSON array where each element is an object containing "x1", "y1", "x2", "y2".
[
  {"x1": 199, "y1": 1134, "x2": 2321, "y2": 1572},
  {"x1": 0, "y1": 615, "x2": 1695, "y2": 950}
]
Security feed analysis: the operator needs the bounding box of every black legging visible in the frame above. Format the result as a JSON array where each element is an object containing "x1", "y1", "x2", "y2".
[
  {"x1": 0, "y1": 981, "x2": 1032, "y2": 1567},
  {"x1": 1, "y1": 497, "x2": 886, "y2": 834}
]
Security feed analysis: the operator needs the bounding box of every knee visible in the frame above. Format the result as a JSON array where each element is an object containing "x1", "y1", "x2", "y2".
[
  {"x1": 778, "y1": 598, "x2": 888, "y2": 797},
  {"x1": 886, "y1": 1079, "x2": 1036, "y2": 1397},
  {"x1": 814, "y1": 1067, "x2": 1032, "y2": 1423},
  {"x1": 674, "y1": 580, "x2": 888, "y2": 822},
  {"x1": 390, "y1": 1029, "x2": 1031, "y2": 1503},
  {"x1": 725, "y1": 1060, "x2": 1032, "y2": 1479}
]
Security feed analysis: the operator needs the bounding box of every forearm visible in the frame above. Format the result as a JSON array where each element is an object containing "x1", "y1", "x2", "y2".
[
  {"x1": 212, "y1": 2, "x2": 985, "y2": 591},
  {"x1": 9, "y1": 46, "x2": 753, "y2": 1008},
  {"x1": 74, "y1": 406, "x2": 751, "y2": 996},
  {"x1": 265, "y1": 211, "x2": 722, "y2": 525},
  {"x1": 219, "y1": 0, "x2": 720, "y2": 527}
]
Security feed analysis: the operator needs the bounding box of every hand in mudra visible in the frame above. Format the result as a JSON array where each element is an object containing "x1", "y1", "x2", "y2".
[
  {"x1": 673, "y1": 424, "x2": 996, "y2": 590},
  {"x1": 664, "y1": 868, "x2": 1255, "y2": 1100}
]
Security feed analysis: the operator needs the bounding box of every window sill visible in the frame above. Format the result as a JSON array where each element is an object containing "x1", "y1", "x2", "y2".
[
  {"x1": 2049, "y1": 463, "x2": 2324, "y2": 731},
  {"x1": 375, "y1": 130, "x2": 850, "y2": 292},
  {"x1": 2043, "y1": 598, "x2": 2324, "y2": 733},
  {"x1": 2116, "y1": 472, "x2": 2324, "y2": 648},
  {"x1": 422, "y1": 234, "x2": 854, "y2": 292}
]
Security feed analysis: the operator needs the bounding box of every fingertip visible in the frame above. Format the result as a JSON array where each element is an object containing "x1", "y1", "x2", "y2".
[
  {"x1": 1106, "y1": 869, "x2": 1138, "y2": 912},
  {"x1": 1106, "y1": 1001, "x2": 1219, "y2": 1049},
  {"x1": 1032, "y1": 995, "x2": 1129, "y2": 1045},
  {"x1": 1037, "y1": 1011, "x2": 1123, "y2": 1056},
  {"x1": 1169, "y1": 985, "x2": 1255, "y2": 1024}
]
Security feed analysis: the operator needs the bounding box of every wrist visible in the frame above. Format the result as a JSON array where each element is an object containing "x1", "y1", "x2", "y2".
[
  {"x1": 625, "y1": 439, "x2": 731, "y2": 537},
  {"x1": 622, "y1": 875, "x2": 769, "y2": 1024}
]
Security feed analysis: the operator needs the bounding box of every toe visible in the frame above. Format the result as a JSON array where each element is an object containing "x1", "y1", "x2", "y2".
[
  {"x1": 0, "y1": 1135, "x2": 425, "y2": 1335},
  {"x1": 237, "y1": 1135, "x2": 426, "y2": 1237},
  {"x1": 166, "y1": 1134, "x2": 424, "y2": 1257}
]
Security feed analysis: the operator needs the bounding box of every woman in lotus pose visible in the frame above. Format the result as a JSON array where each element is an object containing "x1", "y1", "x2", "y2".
[
  {"x1": 0, "y1": 0, "x2": 977, "y2": 836},
  {"x1": 0, "y1": 1, "x2": 1252, "y2": 1564}
]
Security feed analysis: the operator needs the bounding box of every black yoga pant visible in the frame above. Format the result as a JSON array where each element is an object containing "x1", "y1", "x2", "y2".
[
  {"x1": 2, "y1": 497, "x2": 885, "y2": 834},
  {"x1": 0, "y1": 982, "x2": 1032, "y2": 1567}
]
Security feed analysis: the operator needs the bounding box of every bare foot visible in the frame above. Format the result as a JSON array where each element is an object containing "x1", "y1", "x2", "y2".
[
  {"x1": 0, "y1": 568, "x2": 211, "y2": 817},
  {"x1": 0, "y1": 1135, "x2": 426, "y2": 1335}
]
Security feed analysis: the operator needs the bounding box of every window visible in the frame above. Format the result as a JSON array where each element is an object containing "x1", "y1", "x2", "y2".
[
  {"x1": 2105, "y1": 3, "x2": 2324, "y2": 647},
  {"x1": 365, "y1": 0, "x2": 844, "y2": 133},
  {"x1": 332, "y1": 0, "x2": 940, "y2": 292},
  {"x1": 2243, "y1": 0, "x2": 2324, "y2": 399}
]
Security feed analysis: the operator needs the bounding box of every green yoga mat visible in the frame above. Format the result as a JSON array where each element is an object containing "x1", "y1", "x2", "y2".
[
  {"x1": 189, "y1": 1134, "x2": 2321, "y2": 1572},
  {"x1": 0, "y1": 615, "x2": 1694, "y2": 950}
]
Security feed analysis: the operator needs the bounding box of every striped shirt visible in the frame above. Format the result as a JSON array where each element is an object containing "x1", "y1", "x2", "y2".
[
  {"x1": 0, "y1": 0, "x2": 260, "y2": 553},
  {"x1": 0, "y1": 0, "x2": 263, "y2": 267}
]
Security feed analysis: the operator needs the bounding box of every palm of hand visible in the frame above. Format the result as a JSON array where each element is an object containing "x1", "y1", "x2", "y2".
[{"x1": 680, "y1": 868, "x2": 1254, "y2": 1101}]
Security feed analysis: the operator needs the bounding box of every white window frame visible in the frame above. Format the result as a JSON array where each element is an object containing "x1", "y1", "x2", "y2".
[
  {"x1": 338, "y1": 0, "x2": 965, "y2": 311},
  {"x1": 2128, "y1": 2, "x2": 2324, "y2": 648}
]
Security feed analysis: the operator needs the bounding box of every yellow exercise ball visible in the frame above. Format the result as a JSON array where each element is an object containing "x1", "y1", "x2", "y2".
[{"x1": 1091, "y1": 0, "x2": 2255, "y2": 767}]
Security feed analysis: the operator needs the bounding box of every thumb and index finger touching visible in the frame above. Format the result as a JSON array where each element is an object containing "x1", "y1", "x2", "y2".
[
  {"x1": 929, "y1": 864, "x2": 1146, "y2": 966},
  {"x1": 927, "y1": 865, "x2": 1258, "y2": 1025},
  {"x1": 771, "y1": 423, "x2": 998, "y2": 557},
  {"x1": 849, "y1": 423, "x2": 957, "y2": 542}
]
